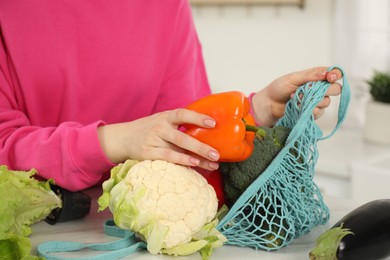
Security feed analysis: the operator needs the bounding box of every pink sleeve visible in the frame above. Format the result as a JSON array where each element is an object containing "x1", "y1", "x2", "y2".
[
  {"x1": 0, "y1": 110, "x2": 115, "y2": 192},
  {"x1": 0, "y1": 42, "x2": 113, "y2": 191},
  {"x1": 152, "y1": 0, "x2": 211, "y2": 112}
]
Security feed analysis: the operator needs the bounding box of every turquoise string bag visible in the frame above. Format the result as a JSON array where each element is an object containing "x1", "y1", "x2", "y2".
[
  {"x1": 216, "y1": 65, "x2": 351, "y2": 250},
  {"x1": 37, "y1": 65, "x2": 351, "y2": 259}
]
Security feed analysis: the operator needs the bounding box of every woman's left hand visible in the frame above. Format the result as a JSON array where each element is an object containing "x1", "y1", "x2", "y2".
[{"x1": 251, "y1": 66, "x2": 343, "y2": 126}]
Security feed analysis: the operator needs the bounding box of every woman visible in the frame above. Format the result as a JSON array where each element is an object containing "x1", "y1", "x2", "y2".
[{"x1": 0, "y1": 0, "x2": 341, "y2": 191}]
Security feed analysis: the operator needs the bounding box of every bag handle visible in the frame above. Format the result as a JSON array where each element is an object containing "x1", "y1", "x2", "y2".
[
  {"x1": 279, "y1": 65, "x2": 351, "y2": 142},
  {"x1": 37, "y1": 220, "x2": 147, "y2": 260},
  {"x1": 319, "y1": 65, "x2": 351, "y2": 140}
]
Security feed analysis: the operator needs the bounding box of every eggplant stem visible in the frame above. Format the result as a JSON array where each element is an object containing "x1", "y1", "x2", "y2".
[{"x1": 309, "y1": 223, "x2": 354, "y2": 260}]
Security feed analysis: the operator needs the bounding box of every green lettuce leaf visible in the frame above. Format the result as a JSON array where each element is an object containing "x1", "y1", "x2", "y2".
[
  {"x1": 0, "y1": 235, "x2": 43, "y2": 260},
  {"x1": 0, "y1": 165, "x2": 62, "y2": 259}
]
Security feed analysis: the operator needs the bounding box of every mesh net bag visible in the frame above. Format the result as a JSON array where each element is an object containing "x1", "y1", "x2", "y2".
[{"x1": 216, "y1": 66, "x2": 351, "y2": 251}]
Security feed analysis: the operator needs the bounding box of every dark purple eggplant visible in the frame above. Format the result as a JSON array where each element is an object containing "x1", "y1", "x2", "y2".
[{"x1": 309, "y1": 199, "x2": 390, "y2": 260}]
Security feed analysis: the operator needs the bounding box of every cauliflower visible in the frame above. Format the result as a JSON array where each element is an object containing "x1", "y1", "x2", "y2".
[{"x1": 98, "y1": 160, "x2": 226, "y2": 259}]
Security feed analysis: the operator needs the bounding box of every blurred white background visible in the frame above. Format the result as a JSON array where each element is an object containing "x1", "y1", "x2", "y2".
[
  {"x1": 191, "y1": 0, "x2": 390, "y2": 202},
  {"x1": 192, "y1": 0, "x2": 390, "y2": 130}
]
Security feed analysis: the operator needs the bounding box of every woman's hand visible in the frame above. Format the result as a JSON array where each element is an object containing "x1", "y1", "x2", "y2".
[
  {"x1": 97, "y1": 109, "x2": 220, "y2": 170},
  {"x1": 251, "y1": 66, "x2": 343, "y2": 127}
]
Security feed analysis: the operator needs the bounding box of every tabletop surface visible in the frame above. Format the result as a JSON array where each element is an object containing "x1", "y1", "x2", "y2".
[{"x1": 30, "y1": 188, "x2": 360, "y2": 260}]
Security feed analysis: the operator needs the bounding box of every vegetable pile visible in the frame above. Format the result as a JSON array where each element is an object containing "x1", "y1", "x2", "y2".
[
  {"x1": 98, "y1": 160, "x2": 227, "y2": 260},
  {"x1": 0, "y1": 165, "x2": 62, "y2": 260},
  {"x1": 99, "y1": 92, "x2": 295, "y2": 257},
  {"x1": 185, "y1": 91, "x2": 293, "y2": 249},
  {"x1": 184, "y1": 90, "x2": 292, "y2": 207},
  {"x1": 310, "y1": 199, "x2": 390, "y2": 260}
]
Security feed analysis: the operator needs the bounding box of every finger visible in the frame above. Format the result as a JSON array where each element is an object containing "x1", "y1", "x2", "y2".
[
  {"x1": 168, "y1": 108, "x2": 216, "y2": 128},
  {"x1": 162, "y1": 129, "x2": 220, "y2": 162},
  {"x1": 197, "y1": 160, "x2": 220, "y2": 171},
  {"x1": 326, "y1": 68, "x2": 343, "y2": 83},
  {"x1": 288, "y1": 66, "x2": 344, "y2": 87},
  {"x1": 288, "y1": 66, "x2": 329, "y2": 86},
  {"x1": 186, "y1": 153, "x2": 220, "y2": 171},
  {"x1": 316, "y1": 96, "x2": 331, "y2": 109},
  {"x1": 325, "y1": 82, "x2": 342, "y2": 96},
  {"x1": 146, "y1": 147, "x2": 219, "y2": 170},
  {"x1": 313, "y1": 107, "x2": 325, "y2": 120},
  {"x1": 145, "y1": 146, "x2": 199, "y2": 166}
]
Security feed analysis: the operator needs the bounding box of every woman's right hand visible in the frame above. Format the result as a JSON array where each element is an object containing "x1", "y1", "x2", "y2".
[{"x1": 97, "y1": 109, "x2": 221, "y2": 171}]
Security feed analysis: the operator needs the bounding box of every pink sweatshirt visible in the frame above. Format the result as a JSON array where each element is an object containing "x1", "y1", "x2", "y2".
[{"x1": 0, "y1": 0, "x2": 211, "y2": 191}]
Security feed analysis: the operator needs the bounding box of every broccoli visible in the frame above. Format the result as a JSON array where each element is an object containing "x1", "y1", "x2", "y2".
[
  {"x1": 220, "y1": 125, "x2": 291, "y2": 207},
  {"x1": 219, "y1": 126, "x2": 292, "y2": 249}
]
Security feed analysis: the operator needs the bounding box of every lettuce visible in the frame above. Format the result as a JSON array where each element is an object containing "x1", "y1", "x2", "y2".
[{"x1": 0, "y1": 165, "x2": 62, "y2": 259}]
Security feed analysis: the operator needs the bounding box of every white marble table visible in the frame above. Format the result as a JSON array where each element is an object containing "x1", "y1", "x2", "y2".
[{"x1": 30, "y1": 188, "x2": 360, "y2": 260}]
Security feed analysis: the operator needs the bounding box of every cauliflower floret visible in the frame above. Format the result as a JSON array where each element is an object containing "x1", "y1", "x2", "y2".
[
  {"x1": 98, "y1": 159, "x2": 225, "y2": 258},
  {"x1": 124, "y1": 160, "x2": 217, "y2": 248}
]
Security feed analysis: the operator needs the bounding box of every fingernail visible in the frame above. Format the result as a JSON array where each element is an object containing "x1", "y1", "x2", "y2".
[
  {"x1": 208, "y1": 150, "x2": 219, "y2": 161},
  {"x1": 209, "y1": 162, "x2": 219, "y2": 170},
  {"x1": 330, "y1": 73, "x2": 337, "y2": 81},
  {"x1": 204, "y1": 119, "x2": 216, "y2": 128},
  {"x1": 189, "y1": 157, "x2": 200, "y2": 166}
]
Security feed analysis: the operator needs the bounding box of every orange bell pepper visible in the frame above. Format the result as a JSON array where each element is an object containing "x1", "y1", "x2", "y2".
[{"x1": 184, "y1": 91, "x2": 256, "y2": 162}]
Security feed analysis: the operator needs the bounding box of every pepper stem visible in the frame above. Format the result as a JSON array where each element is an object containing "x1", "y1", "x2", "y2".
[
  {"x1": 245, "y1": 124, "x2": 266, "y2": 139},
  {"x1": 245, "y1": 124, "x2": 260, "y2": 132}
]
